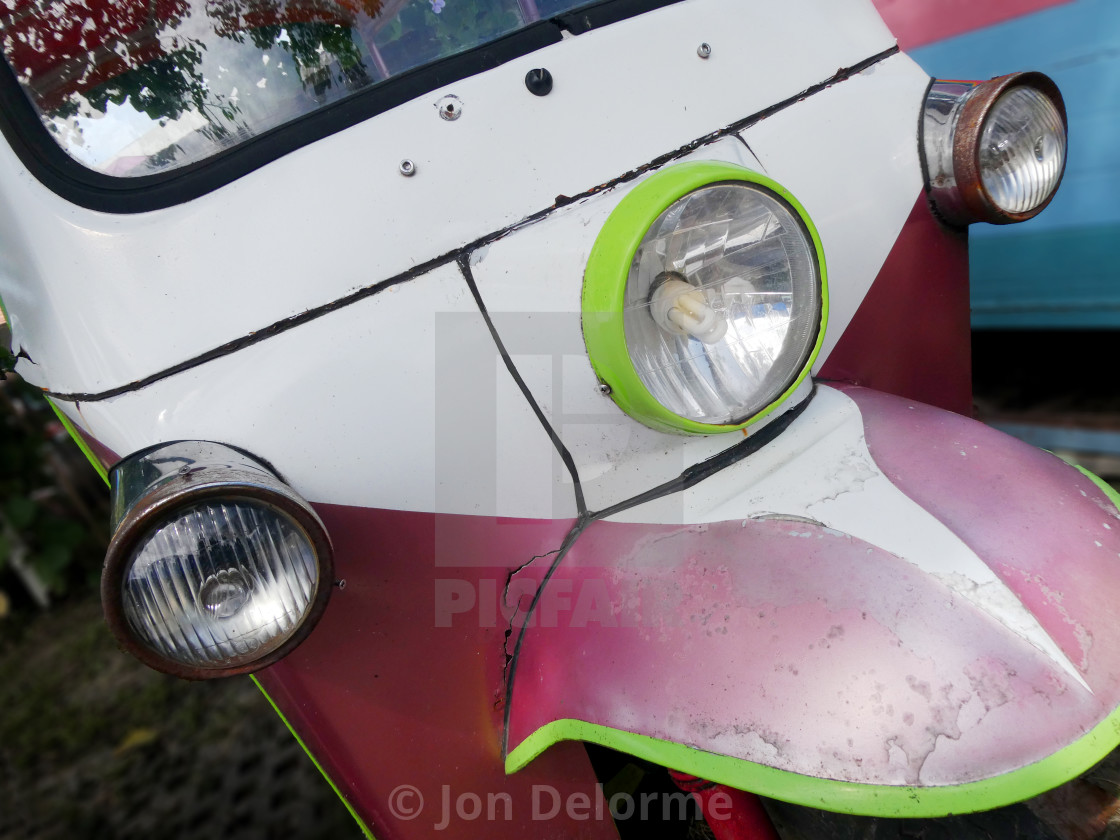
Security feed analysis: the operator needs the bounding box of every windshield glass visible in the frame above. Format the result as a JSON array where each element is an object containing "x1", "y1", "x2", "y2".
[{"x1": 0, "y1": 0, "x2": 585, "y2": 176}]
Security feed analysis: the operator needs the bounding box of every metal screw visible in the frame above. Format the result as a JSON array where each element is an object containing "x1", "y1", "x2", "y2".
[
  {"x1": 437, "y1": 95, "x2": 463, "y2": 121},
  {"x1": 178, "y1": 465, "x2": 191, "y2": 475},
  {"x1": 335, "y1": 579, "x2": 347, "y2": 590},
  {"x1": 597, "y1": 383, "x2": 612, "y2": 396},
  {"x1": 697, "y1": 42, "x2": 712, "y2": 59},
  {"x1": 399, "y1": 159, "x2": 416, "y2": 177}
]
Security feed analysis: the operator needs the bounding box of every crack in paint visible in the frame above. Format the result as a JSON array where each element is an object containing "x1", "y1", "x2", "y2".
[{"x1": 498, "y1": 548, "x2": 562, "y2": 701}]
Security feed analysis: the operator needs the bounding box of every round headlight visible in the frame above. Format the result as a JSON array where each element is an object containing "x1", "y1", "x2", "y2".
[
  {"x1": 103, "y1": 442, "x2": 333, "y2": 679},
  {"x1": 977, "y1": 86, "x2": 1066, "y2": 216},
  {"x1": 121, "y1": 499, "x2": 320, "y2": 670},
  {"x1": 922, "y1": 72, "x2": 1067, "y2": 226},
  {"x1": 583, "y1": 162, "x2": 827, "y2": 434}
]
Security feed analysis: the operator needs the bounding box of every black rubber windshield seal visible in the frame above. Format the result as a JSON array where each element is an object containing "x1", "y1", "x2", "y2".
[{"x1": 0, "y1": 0, "x2": 684, "y2": 214}]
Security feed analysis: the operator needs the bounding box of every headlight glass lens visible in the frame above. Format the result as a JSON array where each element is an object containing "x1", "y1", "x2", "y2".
[
  {"x1": 121, "y1": 499, "x2": 320, "y2": 670},
  {"x1": 623, "y1": 183, "x2": 821, "y2": 426},
  {"x1": 979, "y1": 86, "x2": 1066, "y2": 215}
]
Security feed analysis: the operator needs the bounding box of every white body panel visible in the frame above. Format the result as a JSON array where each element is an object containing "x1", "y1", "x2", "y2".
[
  {"x1": 56, "y1": 36, "x2": 929, "y2": 522},
  {"x1": 470, "y1": 53, "x2": 929, "y2": 512},
  {"x1": 55, "y1": 264, "x2": 579, "y2": 519},
  {"x1": 608, "y1": 384, "x2": 1087, "y2": 687},
  {"x1": 0, "y1": 0, "x2": 895, "y2": 396}
]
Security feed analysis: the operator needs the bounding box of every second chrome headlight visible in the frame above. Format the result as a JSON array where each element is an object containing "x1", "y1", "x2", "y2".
[
  {"x1": 102, "y1": 441, "x2": 333, "y2": 679},
  {"x1": 583, "y1": 161, "x2": 827, "y2": 434},
  {"x1": 922, "y1": 72, "x2": 1067, "y2": 225}
]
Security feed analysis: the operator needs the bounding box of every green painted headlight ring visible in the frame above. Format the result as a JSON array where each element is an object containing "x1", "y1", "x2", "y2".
[{"x1": 582, "y1": 161, "x2": 829, "y2": 435}]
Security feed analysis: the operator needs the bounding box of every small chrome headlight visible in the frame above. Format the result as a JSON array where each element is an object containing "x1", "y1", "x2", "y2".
[
  {"x1": 583, "y1": 161, "x2": 827, "y2": 434},
  {"x1": 102, "y1": 442, "x2": 332, "y2": 679},
  {"x1": 921, "y1": 72, "x2": 1067, "y2": 225}
]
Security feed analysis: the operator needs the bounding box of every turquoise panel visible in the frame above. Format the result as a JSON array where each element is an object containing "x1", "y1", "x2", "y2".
[{"x1": 909, "y1": 0, "x2": 1120, "y2": 327}]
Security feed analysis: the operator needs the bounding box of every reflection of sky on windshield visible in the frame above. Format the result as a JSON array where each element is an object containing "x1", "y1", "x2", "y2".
[
  {"x1": 52, "y1": 19, "x2": 360, "y2": 176},
  {"x1": 54, "y1": 101, "x2": 203, "y2": 171},
  {"x1": 5, "y1": 0, "x2": 591, "y2": 176}
]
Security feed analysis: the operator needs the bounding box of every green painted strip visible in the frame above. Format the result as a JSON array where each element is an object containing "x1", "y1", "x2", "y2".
[
  {"x1": 45, "y1": 398, "x2": 109, "y2": 485},
  {"x1": 506, "y1": 712, "x2": 1120, "y2": 818},
  {"x1": 250, "y1": 675, "x2": 377, "y2": 840},
  {"x1": 1076, "y1": 465, "x2": 1120, "y2": 511},
  {"x1": 53, "y1": 392, "x2": 372, "y2": 833},
  {"x1": 581, "y1": 160, "x2": 829, "y2": 435}
]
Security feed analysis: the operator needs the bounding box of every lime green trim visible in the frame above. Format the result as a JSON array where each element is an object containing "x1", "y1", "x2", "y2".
[
  {"x1": 506, "y1": 711, "x2": 1120, "y2": 818},
  {"x1": 46, "y1": 398, "x2": 109, "y2": 485},
  {"x1": 251, "y1": 675, "x2": 377, "y2": 840},
  {"x1": 582, "y1": 160, "x2": 829, "y2": 435},
  {"x1": 1076, "y1": 465, "x2": 1120, "y2": 512},
  {"x1": 0, "y1": 291, "x2": 11, "y2": 359}
]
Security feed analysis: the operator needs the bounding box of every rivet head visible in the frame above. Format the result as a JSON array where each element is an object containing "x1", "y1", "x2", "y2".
[
  {"x1": 399, "y1": 159, "x2": 416, "y2": 177},
  {"x1": 697, "y1": 42, "x2": 712, "y2": 59},
  {"x1": 436, "y1": 95, "x2": 463, "y2": 121},
  {"x1": 525, "y1": 68, "x2": 553, "y2": 96}
]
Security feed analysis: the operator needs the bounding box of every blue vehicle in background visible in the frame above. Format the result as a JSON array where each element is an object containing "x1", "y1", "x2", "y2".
[{"x1": 875, "y1": 0, "x2": 1120, "y2": 465}]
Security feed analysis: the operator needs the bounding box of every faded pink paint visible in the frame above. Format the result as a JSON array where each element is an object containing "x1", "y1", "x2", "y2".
[
  {"x1": 68, "y1": 418, "x2": 120, "y2": 471},
  {"x1": 871, "y1": 0, "x2": 1074, "y2": 50},
  {"x1": 257, "y1": 506, "x2": 618, "y2": 840},
  {"x1": 846, "y1": 384, "x2": 1120, "y2": 688},
  {"x1": 507, "y1": 389, "x2": 1120, "y2": 790}
]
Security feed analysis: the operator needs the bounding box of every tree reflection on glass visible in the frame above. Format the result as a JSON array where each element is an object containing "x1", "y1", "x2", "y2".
[{"x1": 0, "y1": 0, "x2": 586, "y2": 176}]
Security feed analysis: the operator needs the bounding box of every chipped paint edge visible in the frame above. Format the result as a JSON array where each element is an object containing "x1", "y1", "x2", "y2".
[
  {"x1": 505, "y1": 714, "x2": 1120, "y2": 818},
  {"x1": 1075, "y1": 465, "x2": 1120, "y2": 515}
]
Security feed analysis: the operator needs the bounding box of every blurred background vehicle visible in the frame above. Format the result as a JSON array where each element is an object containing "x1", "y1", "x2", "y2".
[{"x1": 874, "y1": 0, "x2": 1120, "y2": 481}]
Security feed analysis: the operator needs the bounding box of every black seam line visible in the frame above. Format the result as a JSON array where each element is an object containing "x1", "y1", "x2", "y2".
[
  {"x1": 43, "y1": 45, "x2": 898, "y2": 405},
  {"x1": 502, "y1": 515, "x2": 589, "y2": 755},
  {"x1": 457, "y1": 254, "x2": 587, "y2": 518},
  {"x1": 501, "y1": 388, "x2": 815, "y2": 754},
  {"x1": 589, "y1": 388, "x2": 813, "y2": 522},
  {"x1": 731, "y1": 134, "x2": 767, "y2": 175},
  {"x1": 500, "y1": 547, "x2": 561, "y2": 682}
]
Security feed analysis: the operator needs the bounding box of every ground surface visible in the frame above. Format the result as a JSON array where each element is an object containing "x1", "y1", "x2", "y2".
[{"x1": 0, "y1": 597, "x2": 365, "y2": 840}]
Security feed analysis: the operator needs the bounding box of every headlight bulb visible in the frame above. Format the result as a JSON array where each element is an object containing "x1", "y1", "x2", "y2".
[
  {"x1": 650, "y1": 273, "x2": 728, "y2": 345},
  {"x1": 582, "y1": 161, "x2": 826, "y2": 434}
]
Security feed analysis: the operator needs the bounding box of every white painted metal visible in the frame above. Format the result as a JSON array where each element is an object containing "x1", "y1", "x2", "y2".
[
  {"x1": 607, "y1": 384, "x2": 1089, "y2": 688},
  {"x1": 739, "y1": 51, "x2": 930, "y2": 370},
  {"x1": 469, "y1": 53, "x2": 928, "y2": 513},
  {"x1": 53, "y1": 264, "x2": 579, "y2": 520},
  {"x1": 469, "y1": 137, "x2": 766, "y2": 512},
  {"x1": 0, "y1": 0, "x2": 895, "y2": 396}
]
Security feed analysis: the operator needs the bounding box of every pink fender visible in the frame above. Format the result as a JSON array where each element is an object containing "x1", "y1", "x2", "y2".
[{"x1": 504, "y1": 384, "x2": 1120, "y2": 817}]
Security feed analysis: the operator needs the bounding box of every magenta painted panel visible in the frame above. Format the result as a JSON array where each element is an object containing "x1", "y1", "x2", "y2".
[
  {"x1": 71, "y1": 420, "x2": 120, "y2": 471},
  {"x1": 818, "y1": 196, "x2": 973, "y2": 416},
  {"x1": 257, "y1": 505, "x2": 619, "y2": 840},
  {"x1": 870, "y1": 0, "x2": 1074, "y2": 50},
  {"x1": 507, "y1": 392, "x2": 1120, "y2": 789},
  {"x1": 846, "y1": 384, "x2": 1120, "y2": 690}
]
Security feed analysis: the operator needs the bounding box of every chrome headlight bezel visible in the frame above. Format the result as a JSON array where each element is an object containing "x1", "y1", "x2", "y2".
[
  {"x1": 102, "y1": 441, "x2": 333, "y2": 680},
  {"x1": 582, "y1": 161, "x2": 828, "y2": 435},
  {"x1": 921, "y1": 72, "x2": 1067, "y2": 226}
]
